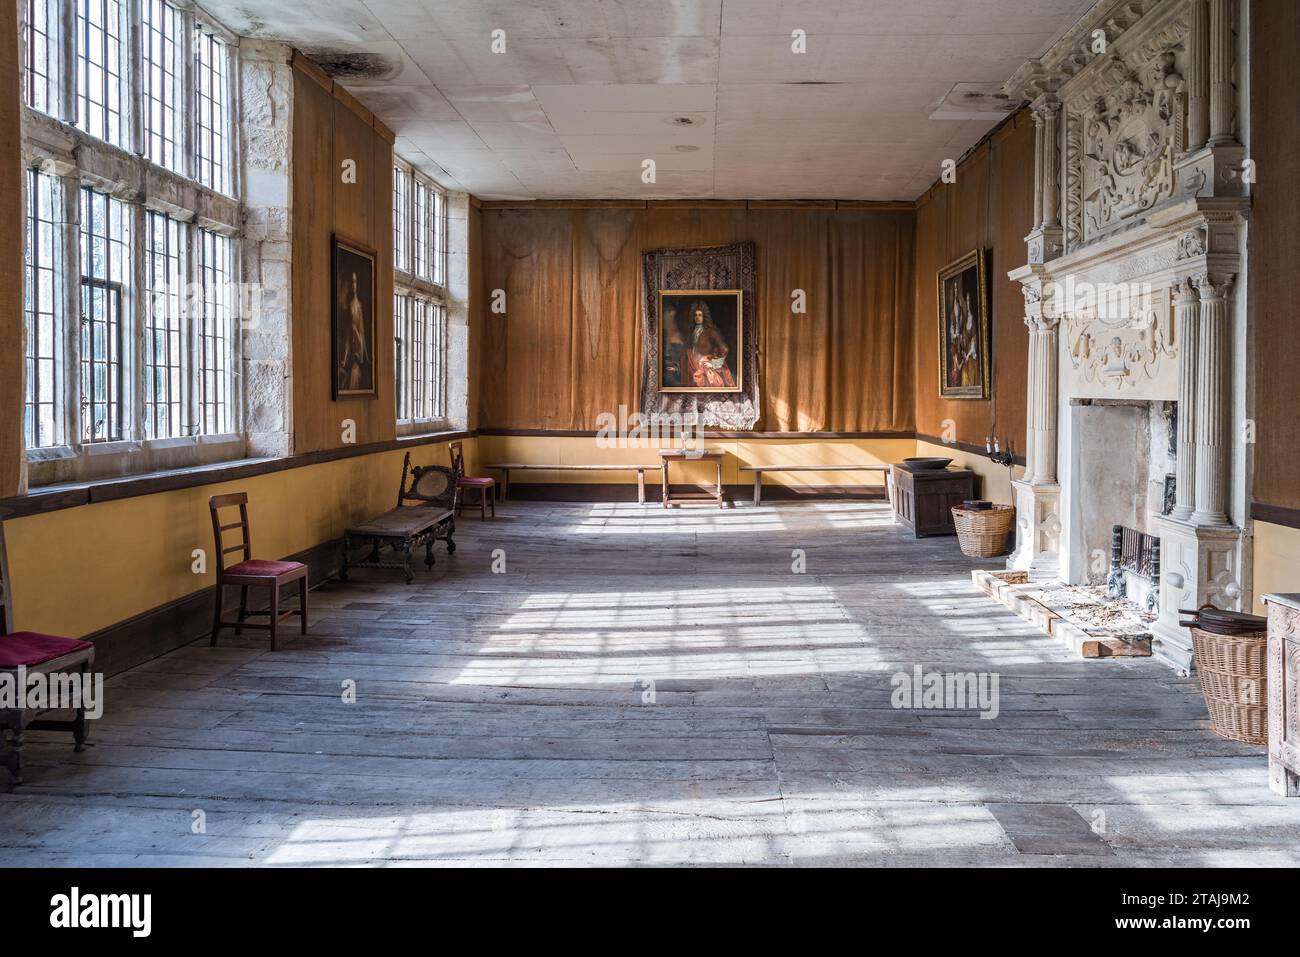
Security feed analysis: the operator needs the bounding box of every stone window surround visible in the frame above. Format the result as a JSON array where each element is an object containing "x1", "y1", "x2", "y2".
[{"x1": 16, "y1": 0, "x2": 266, "y2": 490}]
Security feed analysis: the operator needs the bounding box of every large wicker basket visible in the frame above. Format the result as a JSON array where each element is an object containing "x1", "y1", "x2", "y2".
[
  {"x1": 1190, "y1": 625, "x2": 1268, "y2": 745},
  {"x1": 951, "y1": 505, "x2": 1015, "y2": 558}
]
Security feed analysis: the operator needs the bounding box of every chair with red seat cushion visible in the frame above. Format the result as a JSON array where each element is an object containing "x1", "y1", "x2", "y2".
[
  {"x1": 208, "y1": 493, "x2": 308, "y2": 651},
  {"x1": 449, "y1": 440, "x2": 496, "y2": 519},
  {"x1": 0, "y1": 514, "x2": 96, "y2": 783},
  {"x1": 0, "y1": 632, "x2": 93, "y2": 668}
]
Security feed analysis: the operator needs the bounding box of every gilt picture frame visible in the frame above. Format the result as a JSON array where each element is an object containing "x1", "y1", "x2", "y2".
[
  {"x1": 332, "y1": 234, "x2": 377, "y2": 399},
  {"x1": 937, "y1": 248, "x2": 990, "y2": 399},
  {"x1": 658, "y1": 289, "x2": 744, "y2": 394}
]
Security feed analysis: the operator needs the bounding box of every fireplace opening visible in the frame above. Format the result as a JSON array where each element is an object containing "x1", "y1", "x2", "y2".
[{"x1": 1066, "y1": 398, "x2": 1175, "y2": 589}]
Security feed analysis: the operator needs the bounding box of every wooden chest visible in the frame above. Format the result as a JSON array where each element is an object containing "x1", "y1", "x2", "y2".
[
  {"x1": 1264, "y1": 593, "x2": 1300, "y2": 797},
  {"x1": 890, "y1": 464, "x2": 977, "y2": 538}
]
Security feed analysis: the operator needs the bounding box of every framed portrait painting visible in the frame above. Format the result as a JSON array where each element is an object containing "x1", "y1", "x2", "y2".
[
  {"x1": 937, "y1": 248, "x2": 990, "y2": 399},
  {"x1": 332, "y1": 234, "x2": 377, "y2": 399},
  {"x1": 658, "y1": 289, "x2": 743, "y2": 394}
]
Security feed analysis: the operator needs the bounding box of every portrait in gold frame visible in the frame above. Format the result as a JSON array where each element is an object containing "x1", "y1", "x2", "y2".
[
  {"x1": 658, "y1": 289, "x2": 743, "y2": 394},
  {"x1": 937, "y1": 249, "x2": 990, "y2": 399}
]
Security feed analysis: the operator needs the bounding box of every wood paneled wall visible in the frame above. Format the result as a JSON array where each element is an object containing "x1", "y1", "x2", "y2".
[
  {"x1": 913, "y1": 111, "x2": 1034, "y2": 452},
  {"x1": 478, "y1": 204, "x2": 916, "y2": 432},
  {"x1": 1251, "y1": 0, "x2": 1300, "y2": 514},
  {"x1": 291, "y1": 55, "x2": 396, "y2": 454},
  {"x1": 0, "y1": 1, "x2": 25, "y2": 497},
  {"x1": 467, "y1": 201, "x2": 483, "y2": 429}
]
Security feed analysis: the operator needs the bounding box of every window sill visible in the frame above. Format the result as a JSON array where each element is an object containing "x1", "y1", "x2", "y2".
[
  {"x1": 1, "y1": 427, "x2": 476, "y2": 520},
  {"x1": 25, "y1": 445, "x2": 77, "y2": 463},
  {"x1": 397, "y1": 419, "x2": 454, "y2": 440},
  {"x1": 84, "y1": 439, "x2": 144, "y2": 456},
  {"x1": 145, "y1": 435, "x2": 196, "y2": 451},
  {"x1": 143, "y1": 433, "x2": 242, "y2": 451}
]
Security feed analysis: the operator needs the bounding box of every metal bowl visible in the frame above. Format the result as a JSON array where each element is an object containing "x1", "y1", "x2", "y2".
[{"x1": 902, "y1": 457, "x2": 953, "y2": 470}]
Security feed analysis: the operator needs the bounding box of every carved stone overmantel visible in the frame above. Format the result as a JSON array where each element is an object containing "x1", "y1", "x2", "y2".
[{"x1": 1003, "y1": 0, "x2": 1251, "y2": 667}]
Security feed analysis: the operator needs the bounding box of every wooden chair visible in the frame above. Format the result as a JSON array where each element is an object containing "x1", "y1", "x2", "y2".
[
  {"x1": 0, "y1": 510, "x2": 95, "y2": 783},
  {"x1": 209, "y1": 493, "x2": 308, "y2": 651},
  {"x1": 449, "y1": 440, "x2": 496, "y2": 519}
]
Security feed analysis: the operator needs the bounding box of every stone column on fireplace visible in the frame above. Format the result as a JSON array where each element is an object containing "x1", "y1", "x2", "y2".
[
  {"x1": 1208, "y1": 0, "x2": 1237, "y2": 146},
  {"x1": 1025, "y1": 94, "x2": 1064, "y2": 265},
  {"x1": 1006, "y1": 271, "x2": 1061, "y2": 579},
  {"x1": 1170, "y1": 278, "x2": 1200, "y2": 521},
  {"x1": 1150, "y1": 266, "x2": 1243, "y2": 673},
  {"x1": 1174, "y1": 0, "x2": 1247, "y2": 200},
  {"x1": 1027, "y1": 315, "x2": 1060, "y2": 486},
  {"x1": 1191, "y1": 273, "x2": 1233, "y2": 527},
  {"x1": 1186, "y1": 0, "x2": 1210, "y2": 151},
  {"x1": 1011, "y1": 93, "x2": 1067, "y2": 578}
]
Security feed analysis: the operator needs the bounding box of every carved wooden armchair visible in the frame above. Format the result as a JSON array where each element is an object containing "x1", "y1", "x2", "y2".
[
  {"x1": 400, "y1": 452, "x2": 461, "y2": 516},
  {"x1": 339, "y1": 454, "x2": 459, "y2": 583}
]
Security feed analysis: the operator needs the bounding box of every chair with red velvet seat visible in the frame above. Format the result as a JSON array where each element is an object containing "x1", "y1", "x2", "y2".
[
  {"x1": 449, "y1": 440, "x2": 495, "y2": 519},
  {"x1": 0, "y1": 511, "x2": 95, "y2": 784},
  {"x1": 208, "y1": 493, "x2": 308, "y2": 651}
]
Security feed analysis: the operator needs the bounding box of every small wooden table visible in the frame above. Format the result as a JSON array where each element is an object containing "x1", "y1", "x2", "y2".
[
  {"x1": 659, "y1": 449, "x2": 724, "y2": 508},
  {"x1": 487, "y1": 463, "x2": 649, "y2": 503},
  {"x1": 737, "y1": 464, "x2": 889, "y2": 505},
  {"x1": 340, "y1": 507, "x2": 455, "y2": 584}
]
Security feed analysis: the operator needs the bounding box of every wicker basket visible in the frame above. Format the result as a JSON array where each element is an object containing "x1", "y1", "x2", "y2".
[
  {"x1": 1190, "y1": 625, "x2": 1268, "y2": 745},
  {"x1": 951, "y1": 505, "x2": 1015, "y2": 558}
]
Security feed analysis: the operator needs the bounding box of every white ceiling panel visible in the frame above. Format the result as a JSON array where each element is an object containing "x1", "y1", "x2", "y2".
[{"x1": 203, "y1": 0, "x2": 1098, "y2": 199}]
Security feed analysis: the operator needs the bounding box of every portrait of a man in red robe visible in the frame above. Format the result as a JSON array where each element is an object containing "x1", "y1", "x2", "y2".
[{"x1": 658, "y1": 290, "x2": 742, "y2": 393}]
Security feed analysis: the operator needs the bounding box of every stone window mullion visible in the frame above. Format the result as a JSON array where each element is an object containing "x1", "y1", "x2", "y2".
[
  {"x1": 125, "y1": 0, "x2": 142, "y2": 156},
  {"x1": 181, "y1": 5, "x2": 195, "y2": 181},
  {"x1": 61, "y1": 168, "x2": 81, "y2": 450}
]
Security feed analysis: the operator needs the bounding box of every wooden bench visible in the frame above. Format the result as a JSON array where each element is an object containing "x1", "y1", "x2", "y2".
[
  {"x1": 340, "y1": 454, "x2": 458, "y2": 584},
  {"x1": 487, "y1": 463, "x2": 651, "y2": 503},
  {"x1": 737, "y1": 464, "x2": 889, "y2": 505}
]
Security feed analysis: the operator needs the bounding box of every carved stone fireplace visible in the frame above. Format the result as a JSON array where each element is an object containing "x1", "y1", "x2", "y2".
[{"x1": 1004, "y1": 0, "x2": 1252, "y2": 673}]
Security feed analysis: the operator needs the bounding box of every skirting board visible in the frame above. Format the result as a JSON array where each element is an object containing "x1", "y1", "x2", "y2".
[
  {"x1": 83, "y1": 537, "x2": 345, "y2": 678},
  {"x1": 503, "y1": 483, "x2": 888, "y2": 503}
]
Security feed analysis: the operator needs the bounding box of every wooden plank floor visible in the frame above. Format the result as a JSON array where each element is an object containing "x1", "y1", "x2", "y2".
[{"x1": 3, "y1": 500, "x2": 1298, "y2": 866}]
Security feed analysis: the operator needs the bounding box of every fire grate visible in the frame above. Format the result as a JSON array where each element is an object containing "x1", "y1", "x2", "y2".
[{"x1": 1106, "y1": 524, "x2": 1161, "y2": 613}]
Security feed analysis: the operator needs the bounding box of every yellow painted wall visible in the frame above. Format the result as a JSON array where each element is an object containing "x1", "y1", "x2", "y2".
[
  {"x1": 1253, "y1": 520, "x2": 1300, "y2": 614},
  {"x1": 914, "y1": 438, "x2": 1022, "y2": 505},
  {"x1": 476, "y1": 435, "x2": 917, "y2": 490},
  {"x1": 4, "y1": 438, "x2": 478, "y2": 639}
]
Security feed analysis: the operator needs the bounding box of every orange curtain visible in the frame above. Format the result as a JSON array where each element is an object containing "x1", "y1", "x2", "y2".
[{"x1": 478, "y1": 205, "x2": 917, "y2": 433}]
